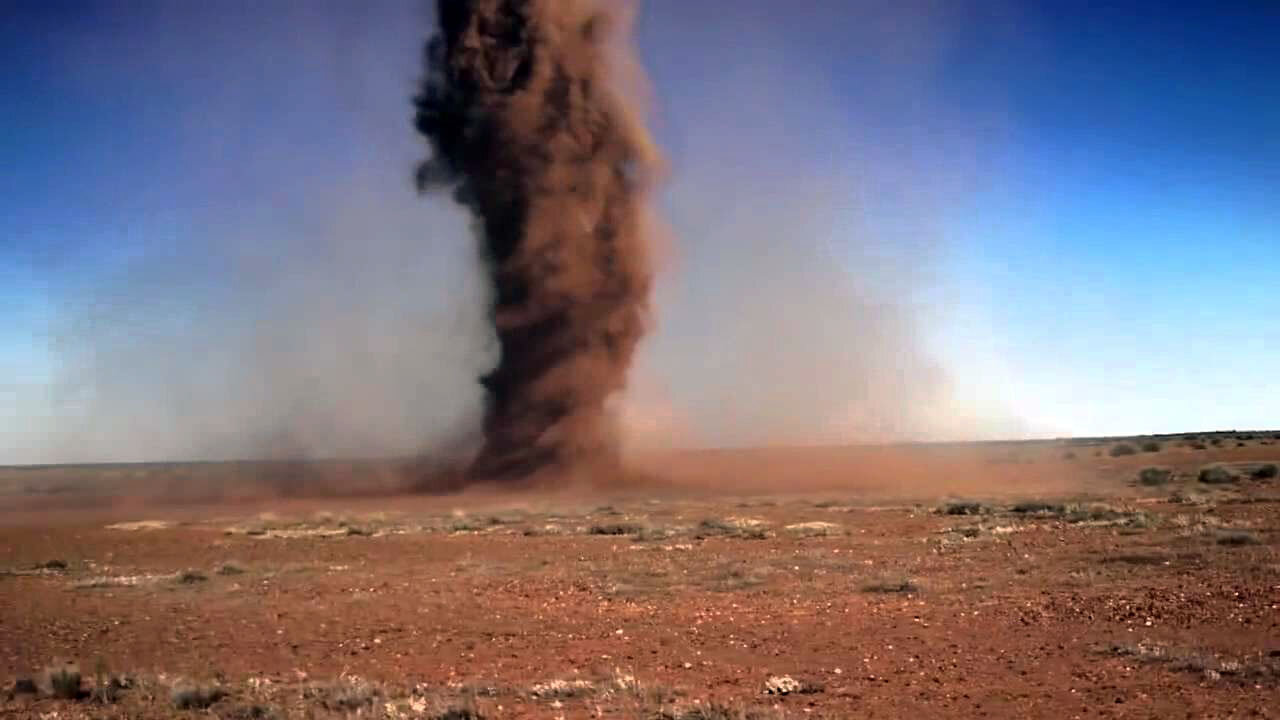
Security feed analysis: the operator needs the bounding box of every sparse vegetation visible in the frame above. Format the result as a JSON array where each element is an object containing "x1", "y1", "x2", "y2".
[
  {"x1": 171, "y1": 683, "x2": 227, "y2": 710},
  {"x1": 861, "y1": 578, "x2": 919, "y2": 594},
  {"x1": 706, "y1": 565, "x2": 772, "y2": 592},
  {"x1": 1140, "y1": 441, "x2": 1162, "y2": 453},
  {"x1": 1001, "y1": 502, "x2": 1155, "y2": 529},
  {"x1": 176, "y1": 569, "x2": 208, "y2": 584},
  {"x1": 691, "y1": 518, "x2": 769, "y2": 539},
  {"x1": 655, "y1": 702, "x2": 780, "y2": 720},
  {"x1": 1215, "y1": 530, "x2": 1261, "y2": 546},
  {"x1": 941, "y1": 501, "x2": 988, "y2": 516},
  {"x1": 1251, "y1": 463, "x2": 1278, "y2": 479},
  {"x1": 694, "y1": 518, "x2": 738, "y2": 537},
  {"x1": 1198, "y1": 465, "x2": 1239, "y2": 484},
  {"x1": 91, "y1": 657, "x2": 126, "y2": 704},
  {"x1": 449, "y1": 516, "x2": 501, "y2": 533},
  {"x1": 433, "y1": 708, "x2": 486, "y2": 720},
  {"x1": 589, "y1": 522, "x2": 643, "y2": 536},
  {"x1": 8, "y1": 438, "x2": 1280, "y2": 718},
  {"x1": 222, "y1": 703, "x2": 278, "y2": 719},
  {"x1": 1106, "y1": 640, "x2": 1280, "y2": 682},
  {"x1": 42, "y1": 662, "x2": 82, "y2": 700},
  {"x1": 303, "y1": 678, "x2": 380, "y2": 711},
  {"x1": 1109, "y1": 443, "x2": 1138, "y2": 457},
  {"x1": 632, "y1": 526, "x2": 676, "y2": 542},
  {"x1": 1100, "y1": 553, "x2": 1171, "y2": 565},
  {"x1": 1010, "y1": 501, "x2": 1066, "y2": 514},
  {"x1": 1138, "y1": 467, "x2": 1174, "y2": 486}
]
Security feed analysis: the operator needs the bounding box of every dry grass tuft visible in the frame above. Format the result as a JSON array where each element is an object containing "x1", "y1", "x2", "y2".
[
  {"x1": 1110, "y1": 443, "x2": 1138, "y2": 457},
  {"x1": 171, "y1": 683, "x2": 227, "y2": 710},
  {"x1": 861, "y1": 577, "x2": 919, "y2": 594}
]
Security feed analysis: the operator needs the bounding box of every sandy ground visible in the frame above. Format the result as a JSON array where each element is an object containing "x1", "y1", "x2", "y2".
[{"x1": 2, "y1": 435, "x2": 1278, "y2": 718}]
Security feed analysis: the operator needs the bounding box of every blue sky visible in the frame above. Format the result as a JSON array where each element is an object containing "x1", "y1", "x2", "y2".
[{"x1": 2, "y1": 0, "x2": 1277, "y2": 463}]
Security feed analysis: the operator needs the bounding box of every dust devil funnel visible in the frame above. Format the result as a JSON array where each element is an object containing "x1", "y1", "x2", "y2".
[{"x1": 413, "y1": 0, "x2": 661, "y2": 482}]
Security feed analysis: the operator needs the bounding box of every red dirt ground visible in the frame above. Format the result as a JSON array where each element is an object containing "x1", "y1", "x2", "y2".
[{"x1": 2, "y1": 437, "x2": 1278, "y2": 718}]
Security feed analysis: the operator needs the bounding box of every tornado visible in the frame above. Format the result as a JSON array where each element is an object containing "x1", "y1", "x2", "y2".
[{"x1": 412, "y1": 0, "x2": 661, "y2": 482}]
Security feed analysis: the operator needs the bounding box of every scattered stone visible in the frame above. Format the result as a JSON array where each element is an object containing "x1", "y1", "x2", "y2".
[
  {"x1": 105, "y1": 520, "x2": 173, "y2": 531},
  {"x1": 530, "y1": 679, "x2": 596, "y2": 699},
  {"x1": 763, "y1": 675, "x2": 803, "y2": 695},
  {"x1": 762, "y1": 675, "x2": 821, "y2": 695},
  {"x1": 784, "y1": 521, "x2": 842, "y2": 537}
]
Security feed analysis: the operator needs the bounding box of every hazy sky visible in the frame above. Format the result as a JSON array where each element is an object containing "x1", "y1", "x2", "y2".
[{"x1": 2, "y1": 0, "x2": 1278, "y2": 463}]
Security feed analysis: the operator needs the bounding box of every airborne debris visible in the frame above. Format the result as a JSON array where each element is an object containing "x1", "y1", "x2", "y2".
[{"x1": 413, "y1": 0, "x2": 663, "y2": 482}]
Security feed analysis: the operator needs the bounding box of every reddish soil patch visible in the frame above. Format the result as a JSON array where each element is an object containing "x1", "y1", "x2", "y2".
[{"x1": 2, "y1": 439, "x2": 1278, "y2": 718}]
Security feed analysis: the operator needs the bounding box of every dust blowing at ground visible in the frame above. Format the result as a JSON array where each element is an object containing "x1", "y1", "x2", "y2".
[{"x1": 413, "y1": 0, "x2": 662, "y2": 483}]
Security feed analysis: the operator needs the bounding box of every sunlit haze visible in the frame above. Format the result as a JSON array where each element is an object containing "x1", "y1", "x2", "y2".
[{"x1": 2, "y1": 0, "x2": 1277, "y2": 464}]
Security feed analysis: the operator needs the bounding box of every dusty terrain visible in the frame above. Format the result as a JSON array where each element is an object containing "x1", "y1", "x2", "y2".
[{"x1": 2, "y1": 433, "x2": 1279, "y2": 718}]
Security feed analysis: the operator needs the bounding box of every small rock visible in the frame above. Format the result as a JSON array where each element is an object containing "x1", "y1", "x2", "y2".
[
  {"x1": 764, "y1": 675, "x2": 802, "y2": 695},
  {"x1": 784, "y1": 522, "x2": 842, "y2": 537}
]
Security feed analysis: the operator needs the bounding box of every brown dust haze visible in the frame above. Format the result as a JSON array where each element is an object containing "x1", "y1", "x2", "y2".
[
  {"x1": 413, "y1": 0, "x2": 663, "y2": 482},
  {"x1": 14, "y1": 2, "x2": 1032, "y2": 482}
]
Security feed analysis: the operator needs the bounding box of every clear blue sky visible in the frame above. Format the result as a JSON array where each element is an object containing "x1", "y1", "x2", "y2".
[{"x1": 2, "y1": 0, "x2": 1277, "y2": 463}]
